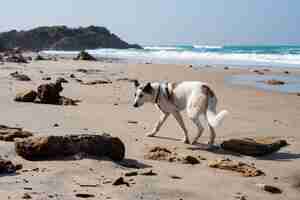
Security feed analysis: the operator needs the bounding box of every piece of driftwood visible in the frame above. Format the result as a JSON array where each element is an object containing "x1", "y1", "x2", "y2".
[
  {"x1": 220, "y1": 137, "x2": 288, "y2": 156},
  {"x1": 15, "y1": 134, "x2": 125, "y2": 161}
]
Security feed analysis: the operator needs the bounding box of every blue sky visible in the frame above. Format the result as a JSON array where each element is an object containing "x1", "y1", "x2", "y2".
[{"x1": 1, "y1": 0, "x2": 299, "y2": 45}]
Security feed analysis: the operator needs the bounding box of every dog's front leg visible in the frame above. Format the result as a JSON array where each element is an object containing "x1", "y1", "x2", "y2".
[
  {"x1": 147, "y1": 112, "x2": 169, "y2": 137},
  {"x1": 172, "y1": 111, "x2": 190, "y2": 144}
]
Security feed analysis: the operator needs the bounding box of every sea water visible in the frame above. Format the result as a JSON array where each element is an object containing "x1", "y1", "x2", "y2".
[{"x1": 44, "y1": 45, "x2": 300, "y2": 68}]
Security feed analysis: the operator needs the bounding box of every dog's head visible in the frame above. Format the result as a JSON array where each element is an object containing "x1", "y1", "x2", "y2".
[{"x1": 132, "y1": 80, "x2": 154, "y2": 107}]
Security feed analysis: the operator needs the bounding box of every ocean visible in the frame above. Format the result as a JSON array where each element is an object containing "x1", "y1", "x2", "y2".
[{"x1": 44, "y1": 45, "x2": 300, "y2": 68}]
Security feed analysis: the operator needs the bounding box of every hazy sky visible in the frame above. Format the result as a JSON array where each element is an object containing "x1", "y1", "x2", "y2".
[{"x1": 1, "y1": 0, "x2": 299, "y2": 45}]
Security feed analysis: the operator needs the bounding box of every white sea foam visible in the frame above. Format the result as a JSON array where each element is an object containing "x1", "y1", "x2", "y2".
[
  {"x1": 43, "y1": 48, "x2": 300, "y2": 67},
  {"x1": 193, "y1": 45, "x2": 223, "y2": 49},
  {"x1": 143, "y1": 46, "x2": 185, "y2": 50}
]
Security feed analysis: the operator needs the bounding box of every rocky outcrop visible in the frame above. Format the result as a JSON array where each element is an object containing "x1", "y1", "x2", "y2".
[
  {"x1": 0, "y1": 26, "x2": 142, "y2": 51},
  {"x1": 74, "y1": 51, "x2": 97, "y2": 61},
  {"x1": 15, "y1": 134, "x2": 125, "y2": 161}
]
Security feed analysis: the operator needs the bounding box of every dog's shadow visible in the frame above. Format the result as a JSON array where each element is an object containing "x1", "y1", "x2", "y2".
[
  {"x1": 187, "y1": 143, "x2": 243, "y2": 157},
  {"x1": 256, "y1": 152, "x2": 300, "y2": 161},
  {"x1": 153, "y1": 136, "x2": 181, "y2": 142}
]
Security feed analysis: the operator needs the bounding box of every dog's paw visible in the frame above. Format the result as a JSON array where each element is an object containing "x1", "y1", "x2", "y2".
[
  {"x1": 181, "y1": 137, "x2": 190, "y2": 144},
  {"x1": 191, "y1": 140, "x2": 198, "y2": 145},
  {"x1": 146, "y1": 132, "x2": 156, "y2": 137}
]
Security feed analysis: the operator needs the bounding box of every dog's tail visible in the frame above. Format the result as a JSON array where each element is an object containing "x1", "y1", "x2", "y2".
[{"x1": 202, "y1": 85, "x2": 229, "y2": 128}]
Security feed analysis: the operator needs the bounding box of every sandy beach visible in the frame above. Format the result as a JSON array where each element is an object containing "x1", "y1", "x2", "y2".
[{"x1": 0, "y1": 57, "x2": 300, "y2": 200}]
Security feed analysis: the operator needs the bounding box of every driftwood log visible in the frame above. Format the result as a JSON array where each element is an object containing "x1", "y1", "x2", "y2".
[
  {"x1": 220, "y1": 137, "x2": 288, "y2": 156},
  {"x1": 15, "y1": 134, "x2": 125, "y2": 161}
]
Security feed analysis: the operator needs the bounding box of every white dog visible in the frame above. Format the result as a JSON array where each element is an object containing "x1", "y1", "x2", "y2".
[{"x1": 133, "y1": 80, "x2": 228, "y2": 146}]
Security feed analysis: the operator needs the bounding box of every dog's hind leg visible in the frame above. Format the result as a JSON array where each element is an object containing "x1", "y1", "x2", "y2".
[
  {"x1": 187, "y1": 93, "x2": 206, "y2": 145},
  {"x1": 207, "y1": 123, "x2": 216, "y2": 147},
  {"x1": 172, "y1": 111, "x2": 190, "y2": 144},
  {"x1": 190, "y1": 116, "x2": 204, "y2": 145},
  {"x1": 147, "y1": 111, "x2": 169, "y2": 137}
]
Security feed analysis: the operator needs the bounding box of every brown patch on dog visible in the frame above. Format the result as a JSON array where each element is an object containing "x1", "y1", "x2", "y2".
[
  {"x1": 168, "y1": 82, "x2": 179, "y2": 104},
  {"x1": 201, "y1": 85, "x2": 215, "y2": 98}
]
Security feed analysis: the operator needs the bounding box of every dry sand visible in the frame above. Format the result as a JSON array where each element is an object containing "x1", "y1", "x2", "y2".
[{"x1": 0, "y1": 57, "x2": 299, "y2": 200}]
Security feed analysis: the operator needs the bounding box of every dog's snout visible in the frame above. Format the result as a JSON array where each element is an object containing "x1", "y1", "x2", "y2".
[{"x1": 133, "y1": 103, "x2": 138, "y2": 108}]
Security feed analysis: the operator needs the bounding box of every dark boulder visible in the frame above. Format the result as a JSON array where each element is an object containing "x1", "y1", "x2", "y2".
[
  {"x1": 37, "y1": 79, "x2": 64, "y2": 104},
  {"x1": 34, "y1": 54, "x2": 46, "y2": 61},
  {"x1": 15, "y1": 134, "x2": 125, "y2": 161},
  {"x1": 74, "y1": 51, "x2": 97, "y2": 61}
]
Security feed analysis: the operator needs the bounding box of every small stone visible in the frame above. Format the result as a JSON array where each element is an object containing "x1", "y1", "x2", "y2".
[
  {"x1": 264, "y1": 79, "x2": 285, "y2": 85},
  {"x1": 127, "y1": 120, "x2": 138, "y2": 124},
  {"x1": 139, "y1": 170, "x2": 157, "y2": 176},
  {"x1": 70, "y1": 74, "x2": 76, "y2": 78},
  {"x1": 75, "y1": 193, "x2": 95, "y2": 198},
  {"x1": 224, "y1": 66, "x2": 229, "y2": 70},
  {"x1": 53, "y1": 123, "x2": 59, "y2": 127},
  {"x1": 170, "y1": 175, "x2": 182, "y2": 179},
  {"x1": 284, "y1": 71, "x2": 290, "y2": 74},
  {"x1": 56, "y1": 77, "x2": 68, "y2": 83},
  {"x1": 42, "y1": 77, "x2": 51, "y2": 81},
  {"x1": 197, "y1": 155, "x2": 207, "y2": 160},
  {"x1": 124, "y1": 171, "x2": 138, "y2": 177},
  {"x1": 182, "y1": 155, "x2": 200, "y2": 165},
  {"x1": 256, "y1": 183, "x2": 282, "y2": 194},
  {"x1": 112, "y1": 177, "x2": 129, "y2": 186},
  {"x1": 22, "y1": 193, "x2": 32, "y2": 199},
  {"x1": 23, "y1": 187, "x2": 32, "y2": 190}
]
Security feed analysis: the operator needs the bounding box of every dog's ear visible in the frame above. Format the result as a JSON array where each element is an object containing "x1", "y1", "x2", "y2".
[
  {"x1": 133, "y1": 80, "x2": 140, "y2": 88},
  {"x1": 143, "y1": 82, "x2": 153, "y2": 94}
]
